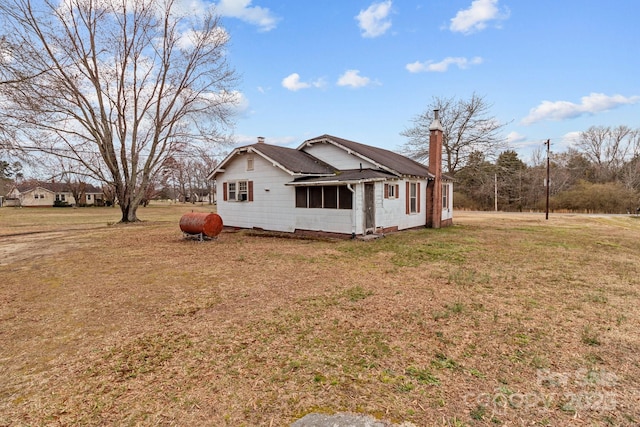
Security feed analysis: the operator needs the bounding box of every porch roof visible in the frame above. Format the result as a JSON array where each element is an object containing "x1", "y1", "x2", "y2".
[{"x1": 287, "y1": 169, "x2": 397, "y2": 185}]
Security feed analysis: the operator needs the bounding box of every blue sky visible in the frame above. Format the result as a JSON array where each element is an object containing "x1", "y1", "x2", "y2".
[{"x1": 213, "y1": 0, "x2": 639, "y2": 162}]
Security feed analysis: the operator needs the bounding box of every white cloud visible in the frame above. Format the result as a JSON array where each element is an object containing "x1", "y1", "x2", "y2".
[
  {"x1": 215, "y1": 0, "x2": 279, "y2": 32},
  {"x1": 406, "y1": 56, "x2": 483, "y2": 73},
  {"x1": 282, "y1": 73, "x2": 310, "y2": 91},
  {"x1": 450, "y1": 0, "x2": 509, "y2": 35},
  {"x1": 281, "y1": 73, "x2": 326, "y2": 91},
  {"x1": 337, "y1": 70, "x2": 374, "y2": 88},
  {"x1": 506, "y1": 131, "x2": 526, "y2": 145},
  {"x1": 562, "y1": 131, "x2": 582, "y2": 147},
  {"x1": 521, "y1": 93, "x2": 640, "y2": 125},
  {"x1": 356, "y1": 0, "x2": 393, "y2": 38}
]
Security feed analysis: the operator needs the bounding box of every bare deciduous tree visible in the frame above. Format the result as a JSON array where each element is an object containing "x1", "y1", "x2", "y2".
[
  {"x1": 401, "y1": 93, "x2": 508, "y2": 174},
  {"x1": 160, "y1": 148, "x2": 217, "y2": 203},
  {"x1": 576, "y1": 125, "x2": 638, "y2": 182},
  {"x1": 0, "y1": 0, "x2": 238, "y2": 222}
]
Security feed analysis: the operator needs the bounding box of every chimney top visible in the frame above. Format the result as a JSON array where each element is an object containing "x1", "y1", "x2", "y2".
[
  {"x1": 429, "y1": 109, "x2": 443, "y2": 132},
  {"x1": 257, "y1": 136, "x2": 265, "y2": 144}
]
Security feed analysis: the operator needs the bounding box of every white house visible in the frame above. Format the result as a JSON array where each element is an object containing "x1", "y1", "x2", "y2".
[
  {"x1": 4, "y1": 181, "x2": 104, "y2": 207},
  {"x1": 209, "y1": 114, "x2": 452, "y2": 237}
]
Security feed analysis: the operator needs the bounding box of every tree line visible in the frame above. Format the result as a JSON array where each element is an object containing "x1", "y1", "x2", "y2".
[{"x1": 403, "y1": 97, "x2": 640, "y2": 214}]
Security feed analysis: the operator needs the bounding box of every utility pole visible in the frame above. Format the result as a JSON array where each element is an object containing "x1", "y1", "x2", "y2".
[
  {"x1": 545, "y1": 139, "x2": 550, "y2": 220},
  {"x1": 494, "y1": 173, "x2": 498, "y2": 212}
]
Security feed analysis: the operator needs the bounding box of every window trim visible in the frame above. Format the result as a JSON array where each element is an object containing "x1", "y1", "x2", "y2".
[
  {"x1": 224, "y1": 180, "x2": 253, "y2": 202},
  {"x1": 295, "y1": 185, "x2": 352, "y2": 210},
  {"x1": 442, "y1": 183, "x2": 449, "y2": 210},
  {"x1": 405, "y1": 181, "x2": 420, "y2": 214}
]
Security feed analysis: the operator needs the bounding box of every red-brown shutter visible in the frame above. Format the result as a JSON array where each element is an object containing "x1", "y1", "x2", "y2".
[
  {"x1": 417, "y1": 182, "x2": 421, "y2": 213},
  {"x1": 405, "y1": 182, "x2": 410, "y2": 214},
  {"x1": 384, "y1": 183, "x2": 389, "y2": 199},
  {"x1": 248, "y1": 181, "x2": 254, "y2": 202},
  {"x1": 223, "y1": 182, "x2": 227, "y2": 201},
  {"x1": 395, "y1": 184, "x2": 399, "y2": 198}
]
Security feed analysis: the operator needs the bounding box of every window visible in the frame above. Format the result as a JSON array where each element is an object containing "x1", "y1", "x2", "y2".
[
  {"x1": 405, "y1": 182, "x2": 420, "y2": 214},
  {"x1": 228, "y1": 182, "x2": 236, "y2": 201},
  {"x1": 295, "y1": 186, "x2": 307, "y2": 208},
  {"x1": 338, "y1": 186, "x2": 353, "y2": 209},
  {"x1": 247, "y1": 156, "x2": 254, "y2": 171},
  {"x1": 238, "y1": 181, "x2": 248, "y2": 201},
  {"x1": 384, "y1": 183, "x2": 399, "y2": 199},
  {"x1": 295, "y1": 185, "x2": 352, "y2": 209},
  {"x1": 308, "y1": 187, "x2": 322, "y2": 208},
  {"x1": 87, "y1": 194, "x2": 92, "y2": 201},
  {"x1": 442, "y1": 183, "x2": 448, "y2": 209},
  {"x1": 224, "y1": 180, "x2": 253, "y2": 202},
  {"x1": 34, "y1": 194, "x2": 39, "y2": 199},
  {"x1": 410, "y1": 182, "x2": 417, "y2": 213},
  {"x1": 323, "y1": 186, "x2": 337, "y2": 209}
]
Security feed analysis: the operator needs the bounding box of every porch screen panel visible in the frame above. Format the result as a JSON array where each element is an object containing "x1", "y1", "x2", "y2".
[
  {"x1": 338, "y1": 186, "x2": 352, "y2": 209},
  {"x1": 295, "y1": 187, "x2": 307, "y2": 208},
  {"x1": 309, "y1": 187, "x2": 322, "y2": 208},
  {"x1": 324, "y1": 186, "x2": 337, "y2": 209}
]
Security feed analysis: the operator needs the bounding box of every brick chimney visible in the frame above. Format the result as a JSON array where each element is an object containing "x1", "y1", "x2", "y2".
[
  {"x1": 427, "y1": 109, "x2": 443, "y2": 228},
  {"x1": 257, "y1": 136, "x2": 265, "y2": 144}
]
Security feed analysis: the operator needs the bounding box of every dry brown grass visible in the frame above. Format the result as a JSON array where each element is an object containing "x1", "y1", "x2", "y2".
[{"x1": 1, "y1": 206, "x2": 639, "y2": 426}]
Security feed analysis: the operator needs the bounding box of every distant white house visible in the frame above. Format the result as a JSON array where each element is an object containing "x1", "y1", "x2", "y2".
[
  {"x1": 4, "y1": 181, "x2": 104, "y2": 207},
  {"x1": 209, "y1": 115, "x2": 452, "y2": 237}
]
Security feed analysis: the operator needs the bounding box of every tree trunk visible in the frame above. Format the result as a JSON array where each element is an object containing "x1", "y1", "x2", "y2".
[
  {"x1": 118, "y1": 185, "x2": 140, "y2": 223},
  {"x1": 119, "y1": 200, "x2": 139, "y2": 223}
]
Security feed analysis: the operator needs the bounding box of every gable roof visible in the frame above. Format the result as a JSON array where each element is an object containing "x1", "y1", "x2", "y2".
[
  {"x1": 300, "y1": 134, "x2": 432, "y2": 178},
  {"x1": 210, "y1": 143, "x2": 334, "y2": 179},
  {"x1": 250, "y1": 143, "x2": 334, "y2": 175}
]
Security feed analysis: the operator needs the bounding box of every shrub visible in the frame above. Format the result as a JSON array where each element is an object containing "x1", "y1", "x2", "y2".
[
  {"x1": 551, "y1": 181, "x2": 639, "y2": 213},
  {"x1": 53, "y1": 200, "x2": 71, "y2": 207}
]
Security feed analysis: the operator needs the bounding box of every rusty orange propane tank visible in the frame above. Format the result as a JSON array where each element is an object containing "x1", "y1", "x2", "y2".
[{"x1": 179, "y1": 212, "x2": 223, "y2": 238}]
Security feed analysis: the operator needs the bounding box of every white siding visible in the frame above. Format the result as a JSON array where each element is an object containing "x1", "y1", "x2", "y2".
[
  {"x1": 216, "y1": 153, "x2": 294, "y2": 231},
  {"x1": 398, "y1": 179, "x2": 429, "y2": 230},
  {"x1": 364, "y1": 179, "x2": 429, "y2": 232},
  {"x1": 216, "y1": 153, "x2": 354, "y2": 234},
  {"x1": 216, "y1": 146, "x2": 444, "y2": 235},
  {"x1": 302, "y1": 143, "x2": 376, "y2": 170},
  {"x1": 20, "y1": 188, "x2": 56, "y2": 207}
]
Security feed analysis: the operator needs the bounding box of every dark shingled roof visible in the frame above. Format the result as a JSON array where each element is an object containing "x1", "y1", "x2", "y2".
[
  {"x1": 250, "y1": 143, "x2": 334, "y2": 175},
  {"x1": 16, "y1": 181, "x2": 102, "y2": 193},
  {"x1": 303, "y1": 134, "x2": 432, "y2": 178}
]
